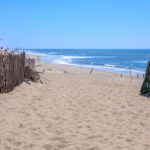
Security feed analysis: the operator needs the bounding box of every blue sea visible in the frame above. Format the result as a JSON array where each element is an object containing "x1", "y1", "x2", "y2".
[{"x1": 22, "y1": 49, "x2": 150, "y2": 77}]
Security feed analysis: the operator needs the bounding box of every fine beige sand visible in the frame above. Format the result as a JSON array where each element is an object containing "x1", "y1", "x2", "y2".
[{"x1": 0, "y1": 63, "x2": 150, "y2": 150}]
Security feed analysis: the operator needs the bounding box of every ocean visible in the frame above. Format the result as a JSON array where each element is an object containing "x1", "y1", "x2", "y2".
[{"x1": 22, "y1": 49, "x2": 150, "y2": 77}]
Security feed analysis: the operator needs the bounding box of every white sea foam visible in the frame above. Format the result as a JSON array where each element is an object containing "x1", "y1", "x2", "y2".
[
  {"x1": 47, "y1": 52, "x2": 56, "y2": 55},
  {"x1": 23, "y1": 49, "x2": 145, "y2": 77},
  {"x1": 23, "y1": 50, "x2": 47, "y2": 57},
  {"x1": 53, "y1": 58, "x2": 70, "y2": 65},
  {"x1": 96, "y1": 56, "x2": 116, "y2": 58},
  {"x1": 62, "y1": 55, "x2": 116, "y2": 60},
  {"x1": 62, "y1": 56, "x2": 93, "y2": 59},
  {"x1": 134, "y1": 61, "x2": 147, "y2": 64},
  {"x1": 104, "y1": 64, "x2": 116, "y2": 67}
]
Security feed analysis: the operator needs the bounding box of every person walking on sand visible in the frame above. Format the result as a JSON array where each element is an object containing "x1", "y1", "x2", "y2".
[
  {"x1": 90, "y1": 68, "x2": 93, "y2": 75},
  {"x1": 64, "y1": 69, "x2": 69, "y2": 74},
  {"x1": 64, "y1": 69, "x2": 67, "y2": 74}
]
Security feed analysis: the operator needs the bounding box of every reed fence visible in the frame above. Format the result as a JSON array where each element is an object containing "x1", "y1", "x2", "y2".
[{"x1": 0, "y1": 52, "x2": 25, "y2": 93}]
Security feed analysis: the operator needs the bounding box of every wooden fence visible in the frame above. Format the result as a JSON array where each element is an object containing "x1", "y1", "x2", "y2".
[
  {"x1": 0, "y1": 52, "x2": 25, "y2": 93},
  {"x1": 140, "y1": 61, "x2": 150, "y2": 95}
]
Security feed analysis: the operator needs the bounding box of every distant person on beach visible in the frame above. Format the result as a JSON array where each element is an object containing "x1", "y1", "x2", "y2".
[
  {"x1": 143, "y1": 74, "x2": 145, "y2": 78},
  {"x1": 64, "y1": 70, "x2": 67, "y2": 74},
  {"x1": 64, "y1": 69, "x2": 69, "y2": 74},
  {"x1": 90, "y1": 68, "x2": 94, "y2": 75}
]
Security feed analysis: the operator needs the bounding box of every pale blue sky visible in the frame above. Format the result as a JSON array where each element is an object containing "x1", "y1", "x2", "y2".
[{"x1": 0, "y1": 0, "x2": 150, "y2": 49}]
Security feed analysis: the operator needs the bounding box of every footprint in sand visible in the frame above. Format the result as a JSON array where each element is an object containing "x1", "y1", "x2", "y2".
[
  {"x1": 42, "y1": 144, "x2": 53, "y2": 150},
  {"x1": 12, "y1": 141, "x2": 22, "y2": 147},
  {"x1": 22, "y1": 143, "x2": 35, "y2": 149},
  {"x1": 18, "y1": 123, "x2": 25, "y2": 129},
  {"x1": 3, "y1": 145, "x2": 12, "y2": 150},
  {"x1": 125, "y1": 138, "x2": 133, "y2": 143},
  {"x1": 143, "y1": 144, "x2": 150, "y2": 149},
  {"x1": 86, "y1": 147, "x2": 100, "y2": 150}
]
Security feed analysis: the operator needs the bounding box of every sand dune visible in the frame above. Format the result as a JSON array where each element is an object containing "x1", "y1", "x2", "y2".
[{"x1": 0, "y1": 63, "x2": 150, "y2": 150}]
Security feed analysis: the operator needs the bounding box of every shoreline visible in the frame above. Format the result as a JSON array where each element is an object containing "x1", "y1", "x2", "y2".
[
  {"x1": 35, "y1": 62, "x2": 144, "y2": 86},
  {"x1": 51, "y1": 62, "x2": 145, "y2": 77},
  {"x1": 27, "y1": 53, "x2": 146, "y2": 77},
  {"x1": 35, "y1": 63, "x2": 145, "y2": 81}
]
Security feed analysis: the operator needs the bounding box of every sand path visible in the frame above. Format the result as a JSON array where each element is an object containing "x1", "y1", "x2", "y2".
[{"x1": 0, "y1": 64, "x2": 150, "y2": 150}]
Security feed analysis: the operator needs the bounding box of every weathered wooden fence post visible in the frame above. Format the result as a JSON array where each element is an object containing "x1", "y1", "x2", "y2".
[{"x1": 140, "y1": 61, "x2": 150, "y2": 95}]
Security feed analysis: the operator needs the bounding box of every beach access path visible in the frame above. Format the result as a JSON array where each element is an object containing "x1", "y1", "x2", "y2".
[{"x1": 0, "y1": 63, "x2": 150, "y2": 150}]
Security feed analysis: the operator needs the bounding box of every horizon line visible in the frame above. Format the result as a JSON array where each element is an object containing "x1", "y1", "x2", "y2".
[{"x1": 21, "y1": 48, "x2": 150, "y2": 50}]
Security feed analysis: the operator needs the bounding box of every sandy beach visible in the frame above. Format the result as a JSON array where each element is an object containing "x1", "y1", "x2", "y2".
[{"x1": 0, "y1": 63, "x2": 150, "y2": 150}]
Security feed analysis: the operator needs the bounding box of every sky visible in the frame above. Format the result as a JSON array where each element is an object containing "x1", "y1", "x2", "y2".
[{"x1": 0, "y1": 0, "x2": 150, "y2": 49}]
